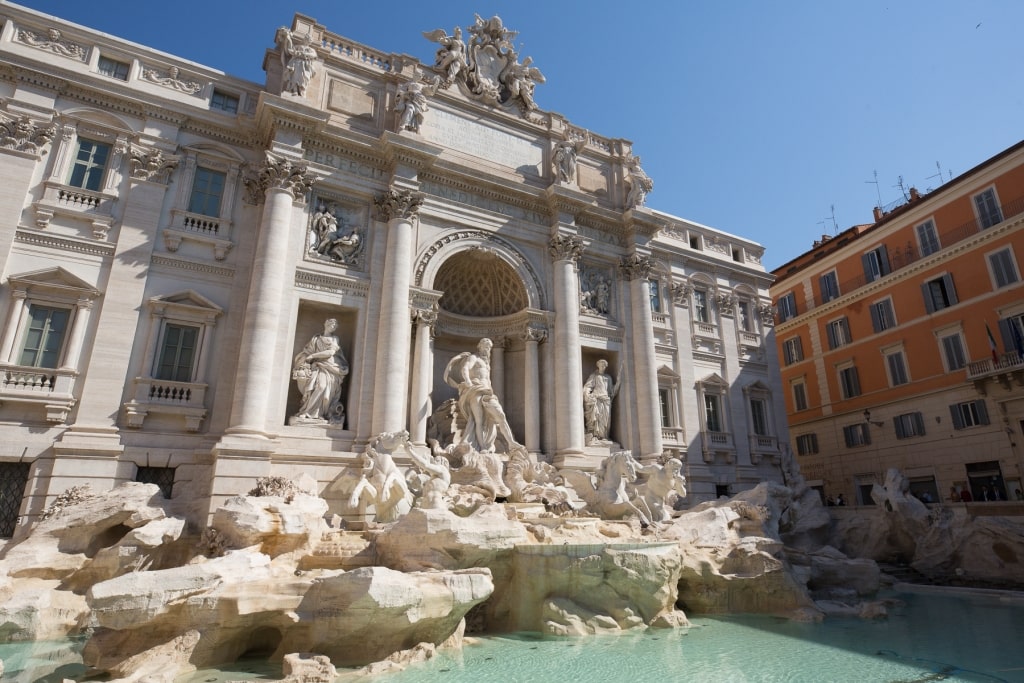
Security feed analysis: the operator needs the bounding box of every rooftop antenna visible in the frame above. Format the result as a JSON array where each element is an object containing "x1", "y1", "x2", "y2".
[
  {"x1": 865, "y1": 170, "x2": 882, "y2": 208},
  {"x1": 894, "y1": 175, "x2": 909, "y2": 201},
  {"x1": 926, "y1": 161, "x2": 945, "y2": 188},
  {"x1": 829, "y1": 204, "x2": 838, "y2": 234}
]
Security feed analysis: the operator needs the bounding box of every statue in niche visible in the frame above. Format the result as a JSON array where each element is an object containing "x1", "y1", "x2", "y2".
[
  {"x1": 422, "y1": 26, "x2": 467, "y2": 85},
  {"x1": 553, "y1": 136, "x2": 584, "y2": 184},
  {"x1": 443, "y1": 338, "x2": 520, "y2": 454},
  {"x1": 395, "y1": 72, "x2": 441, "y2": 133},
  {"x1": 624, "y1": 155, "x2": 653, "y2": 209},
  {"x1": 276, "y1": 28, "x2": 319, "y2": 97},
  {"x1": 582, "y1": 359, "x2": 623, "y2": 446},
  {"x1": 290, "y1": 318, "x2": 349, "y2": 425},
  {"x1": 636, "y1": 458, "x2": 688, "y2": 523},
  {"x1": 309, "y1": 203, "x2": 362, "y2": 265}
]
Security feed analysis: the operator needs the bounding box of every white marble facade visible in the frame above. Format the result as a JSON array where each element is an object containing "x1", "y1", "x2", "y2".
[{"x1": 0, "y1": 5, "x2": 786, "y2": 532}]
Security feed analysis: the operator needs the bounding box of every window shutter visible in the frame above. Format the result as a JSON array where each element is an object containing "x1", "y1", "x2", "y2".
[
  {"x1": 877, "y1": 246, "x2": 890, "y2": 276},
  {"x1": 862, "y1": 253, "x2": 875, "y2": 282},
  {"x1": 795, "y1": 336, "x2": 803, "y2": 359},
  {"x1": 862, "y1": 425, "x2": 871, "y2": 445},
  {"x1": 921, "y1": 283, "x2": 935, "y2": 313},
  {"x1": 950, "y1": 404, "x2": 965, "y2": 430},
  {"x1": 975, "y1": 400, "x2": 989, "y2": 425},
  {"x1": 850, "y1": 367, "x2": 861, "y2": 396},
  {"x1": 893, "y1": 416, "x2": 905, "y2": 438},
  {"x1": 843, "y1": 426, "x2": 853, "y2": 447},
  {"x1": 999, "y1": 318, "x2": 1014, "y2": 351},
  {"x1": 840, "y1": 317, "x2": 851, "y2": 343},
  {"x1": 811, "y1": 433, "x2": 818, "y2": 452},
  {"x1": 942, "y1": 274, "x2": 958, "y2": 305},
  {"x1": 826, "y1": 323, "x2": 837, "y2": 349},
  {"x1": 870, "y1": 303, "x2": 882, "y2": 332},
  {"x1": 913, "y1": 412, "x2": 926, "y2": 436},
  {"x1": 819, "y1": 275, "x2": 829, "y2": 302}
]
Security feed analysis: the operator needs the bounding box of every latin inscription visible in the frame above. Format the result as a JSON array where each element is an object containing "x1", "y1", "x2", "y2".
[
  {"x1": 420, "y1": 181, "x2": 544, "y2": 225},
  {"x1": 421, "y1": 109, "x2": 544, "y2": 173},
  {"x1": 303, "y1": 148, "x2": 385, "y2": 180}
]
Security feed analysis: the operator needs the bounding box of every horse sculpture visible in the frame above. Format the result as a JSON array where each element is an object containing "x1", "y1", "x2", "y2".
[{"x1": 560, "y1": 450, "x2": 651, "y2": 527}]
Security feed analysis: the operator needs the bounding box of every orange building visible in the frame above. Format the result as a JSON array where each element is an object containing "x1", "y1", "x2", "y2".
[{"x1": 771, "y1": 141, "x2": 1024, "y2": 505}]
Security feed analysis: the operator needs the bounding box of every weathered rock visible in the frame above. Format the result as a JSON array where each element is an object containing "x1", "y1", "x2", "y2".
[
  {"x1": 786, "y1": 545, "x2": 881, "y2": 598},
  {"x1": 912, "y1": 510, "x2": 1024, "y2": 586},
  {"x1": 281, "y1": 652, "x2": 338, "y2": 682},
  {"x1": 0, "y1": 578, "x2": 88, "y2": 641},
  {"x1": 212, "y1": 492, "x2": 328, "y2": 557},
  {"x1": 374, "y1": 504, "x2": 529, "y2": 572}
]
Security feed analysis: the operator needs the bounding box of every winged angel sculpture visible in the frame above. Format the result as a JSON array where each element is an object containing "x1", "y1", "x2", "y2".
[{"x1": 423, "y1": 14, "x2": 545, "y2": 114}]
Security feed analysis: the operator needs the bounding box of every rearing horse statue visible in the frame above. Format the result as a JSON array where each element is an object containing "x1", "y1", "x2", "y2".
[{"x1": 561, "y1": 450, "x2": 652, "y2": 527}]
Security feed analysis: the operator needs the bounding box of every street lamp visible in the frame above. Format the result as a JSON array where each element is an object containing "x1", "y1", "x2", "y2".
[{"x1": 863, "y1": 409, "x2": 884, "y2": 427}]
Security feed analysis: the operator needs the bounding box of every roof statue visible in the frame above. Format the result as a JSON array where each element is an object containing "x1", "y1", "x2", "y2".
[{"x1": 423, "y1": 15, "x2": 544, "y2": 115}]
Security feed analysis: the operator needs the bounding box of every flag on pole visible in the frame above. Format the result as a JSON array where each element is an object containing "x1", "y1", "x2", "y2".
[{"x1": 986, "y1": 322, "x2": 999, "y2": 364}]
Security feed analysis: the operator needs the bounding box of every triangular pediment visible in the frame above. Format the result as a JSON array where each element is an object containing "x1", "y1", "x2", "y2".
[
  {"x1": 697, "y1": 372, "x2": 728, "y2": 388},
  {"x1": 656, "y1": 364, "x2": 680, "y2": 380},
  {"x1": 746, "y1": 379, "x2": 771, "y2": 392},
  {"x1": 149, "y1": 290, "x2": 223, "y2": 314},
  {"x1": 7, "y1": 267, "x2": 100, "y2": 297}
]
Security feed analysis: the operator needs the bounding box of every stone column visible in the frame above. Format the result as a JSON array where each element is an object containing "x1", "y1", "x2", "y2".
[
  {"x1": 226, "y1": 153, "x2": 316, "y2": 437},
  {"x1": 0, "y1": 291, "x2": 29, "y2": 362},
  {"x1": 548, "y1": 235, "x2": 586, "y2": 460},
  {"x1": 521, "y1": 326, "x2": 546, "y2": 456},
  {"x1": 58, "y1": 297, "x2": 93, "y2": 371},
  {"x1": 408, "y1": 307, "x2": 436, "y2": 445},
  {"x1": 371, "y1": 188, "x2": 424, "y2": 435},
  {"x1": 620, "y1": 253, "x2": 663, "y2": 460},
  {"x1": 491, "y1": 336, "x2": 506, "y2": 405}
]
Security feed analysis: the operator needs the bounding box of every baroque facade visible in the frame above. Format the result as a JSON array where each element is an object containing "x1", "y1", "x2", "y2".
[
  {"x1": 771, "y1": 141, "x2": 1024, "y2": 505},
  {"x1": 0, "y1": 6, "x2": 785, "y2": 533}
]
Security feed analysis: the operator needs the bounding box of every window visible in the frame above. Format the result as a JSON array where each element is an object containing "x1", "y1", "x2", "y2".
[
  {"x1": 704, "y1": 394, "x2": 722, "y2": 432},
  {"x1": 939, "y1": 332, "x2": 966, "y2": 371},
  {"x1": 862, "y1": 245, "x2": 890, "y2": 282},
  {"x1": 838, "y1": 365, "x2": 861, "y2": 399},
  {"x1": 826, "y1": 317, "x2": 851, "y2": 349},
  {"x1": 950, "y1": 399, "x2": 989, "y2": 430},
  {"x1": 693, "y1": 289, "x2": 709, "y2": 323},
  {"x1": 893, "y1": 412, "x2": 926, "y2": 439},
  {"x1": 188, "y1": 167, "x2": 227, "y2": 217},
  {"x1": 843, "y1": 423, "x2": 870, "y2": 447},
  {"x1": 777, "y1": 292, "x2": 797, "y2": 322},
  {"x1": 737, "y1": 300, "x2": 752, "y2": 332},
  {"x1": 782, "y1": 336, "x2": 803, "y2": 365},
  {"x1": 732, "y1": 248, "x2": 742, "y2": 262},
  {"x1": 155, "y1": 323, "x2": 199, "y2": 382},
  {"x1": 750, "y1": 398, "x2": 768, "y2": 436},
  {"x1": 210, "y1": 90, "x2": 239, "y2": 114},
  {"x1": 916, "y1": 219, "x2": 940, "y2": 257},
  {"x1": 98, "y1": 55, "x2": 130, "y2": 80},
  {"x1": 658, "y1": 388, "x2": 671, "y2": 428},
  {"x1": 792, "y1": 380, "x2": 808, "y2": 412},
  {"x1": 885, "y1": 350, "x2": 909, "y2": 386},
  {"x1": 649, "y1": 279, "x2": 662, "y2": 313},
  {"x1": 795, "y1": 433, "x2": 818, "y2": 455},
  {"x1": 0, "y1": 462, "x2": 30, "y2": 538},
  {"x1": 67, "y1": 138, "x2": 111, "y2": 191},
  {"x1": 689, "y1": 235, "x2": 701, "y2": 250},
  {"x1": 998, "y1": 314, "x2": 1024, "y2": 358},
  {"x1": 974, "y1": 187, "x2": 1003, "y2": 229},
  {"x1": 819, "y1": 271, "x2": 840, "y2": 303},
  {"x1": 922, "y1": 274, "x2": 958, "y2": 313},
  {"x1": 988, "y1": 248, "x2": 1019, "y2": 289},
  {"x1": 870, "y1": 298, "x2": 896, "y2": 332},
  {"x1": 135, "y1": 465, "x2": 175, "y2": 499},
  {"x1": 18, "y1": 305, "x2": 70, "y2": 368}
]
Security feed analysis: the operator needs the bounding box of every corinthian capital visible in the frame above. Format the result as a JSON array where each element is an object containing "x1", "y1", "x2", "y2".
[
  {"x1": 243, "y1": 152, "x2": 318, "y2": 204},
  {"x1": 0, "y1": 115, "x2": 57, "y2": 155},
  {"x1": 547, "y1": 234, "x2": 584, "y2": 263},
  {"x1": 375, "y1": 187, "x2": 425, "y2": 221},
  {"x1": 129, "y1": 146, "x2": 180, "y2": 184},
  {"x1": 618, "y1": 254, "x2": 653, "y2": 281}
]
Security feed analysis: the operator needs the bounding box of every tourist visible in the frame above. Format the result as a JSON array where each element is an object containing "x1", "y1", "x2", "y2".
[
  {"x1": 960, "y1": 487, "x2": 973, "y2": 502},
  {"x1": 949, "y1": 486, "x2": 960, "y2": 503},
  {"x1": 835, "y1": 493, "x2": 846, "y2": 506}
]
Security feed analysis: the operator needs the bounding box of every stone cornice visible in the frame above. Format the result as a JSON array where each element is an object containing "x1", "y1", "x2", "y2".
[
  {"x1": 379, "y1": 130, "x2": 443, "y2": 173},
  {"x1": 294, "y1": 268, "x2": 370, "y2": 298},
  {"x1": 254, "y1": 93, "x2": 331, "y2": 149},
  {"x1": 15, "y1": 228, "x2": 115, "y2": 258}
]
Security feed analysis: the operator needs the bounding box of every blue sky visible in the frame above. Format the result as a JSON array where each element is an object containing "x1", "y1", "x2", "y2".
[{"x1": 12, "y1": 1, "x2": 1023, "y2": 270}]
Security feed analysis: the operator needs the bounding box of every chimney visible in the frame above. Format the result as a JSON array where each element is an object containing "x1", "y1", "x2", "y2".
[
  {"x1": 909, "y1": 187, "x2": 921, "y2": 201},
  {"x1": 873, "y1": 206, "x2": 884, "y2": 222}
]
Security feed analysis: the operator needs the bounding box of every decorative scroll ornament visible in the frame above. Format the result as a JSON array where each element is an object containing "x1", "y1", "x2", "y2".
[
  {"x1": 716, "y1": 292, "x2": 736, "y2": 317},
  {"x1": 375, "y1": 188, "x2": 425, "y2": 221},
  {"x1": 17, "y1": 27, "x2": 87, "y2": 61},
  {"x1": 129, "y1": 146, "x2": 180, "y2": 183},
  {"x1": 243, "y1": 153, "x2": 318, "y2": 204},
  {"x1": 0, "y1": 115, "x2": 56, "y2": 154},
  {"x1": 140, "y1": 66, "x2": 203, "y2": 94},
  {"x1": 618, "y1": 254, "x2": 654, "y2": 281},
  {"x1": 411, "y1": 306, "x2": 438, "y2": 327},
  {"x1": 423, "y1": 15, "x2": 544, "y2": 115},
  {"x1": 758, "y1": 302, "x2": 776, "y2": 325},
  {"x1": 547, "y1": 234, "x2": 584, "y2": 262},
  {"x1": 521, "y1": 326, "x2": 547, "y2": 344}
]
